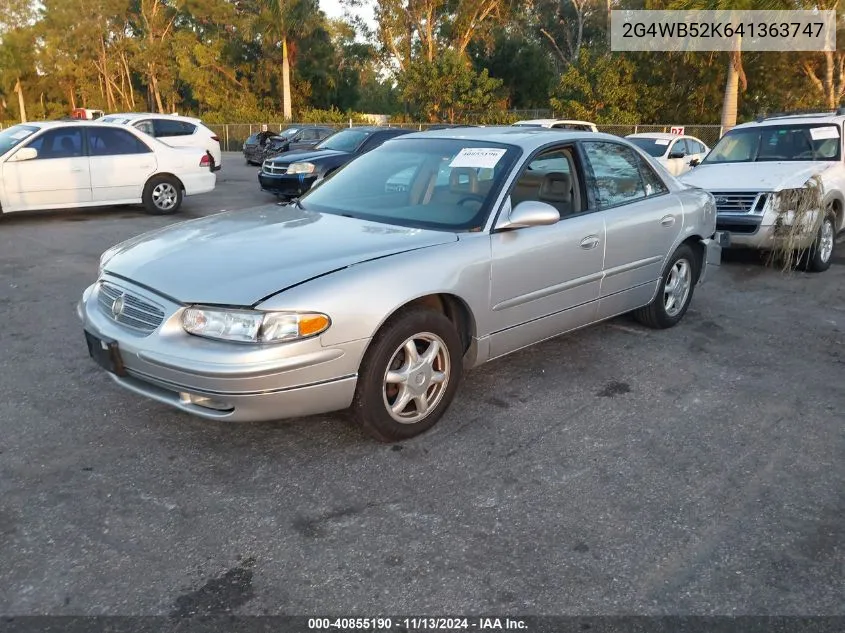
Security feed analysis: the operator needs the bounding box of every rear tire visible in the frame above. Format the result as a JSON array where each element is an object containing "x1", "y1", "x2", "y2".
[
  {"x1": 633, "y1": 243, "x2": 697, "y2": 329},
  {"x1": 351, "y1": 308, "x2": 463, "y2": 442},
  {"x1": 142, "y1": 175, "x2": 183, "y2": 215},
  {"x1": 803, "y1": 213, "x2": 836, "y2": 273}
]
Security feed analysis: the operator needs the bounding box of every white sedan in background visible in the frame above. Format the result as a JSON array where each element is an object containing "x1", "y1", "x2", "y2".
[
  {"x1": 0, "y1": 121, "x2": 216, "y2": 215},
  {"x1": 626, "y1": 133, "x2": 710, "y2": 176},
  {"x1": 98, "y1": 113, "x2": 222, "y2": 171}
]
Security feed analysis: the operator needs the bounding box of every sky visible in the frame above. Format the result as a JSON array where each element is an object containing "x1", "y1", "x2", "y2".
[{"x1": 320, "y1": 0, "x2": 377, "y2": 31}]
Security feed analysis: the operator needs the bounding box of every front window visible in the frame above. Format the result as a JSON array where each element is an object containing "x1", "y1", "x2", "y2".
[
  {"x1": 703, "y1": 124, "x2": 842, "y2": 164},
  {"x1": 300, "y1": 138, "x2": 520, "y2": 231},
  {"x1": 314, "y1": 129, "x2": 370, "y2": 152},
  {"x1": 0, "y1": 125, "x2": 39, "y2": 155},
  {"x1": 628, "y1": 137, "x2": 671, "y2": 157}
]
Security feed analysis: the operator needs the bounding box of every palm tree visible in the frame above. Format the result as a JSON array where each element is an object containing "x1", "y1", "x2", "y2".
[
  {"x1": 259, "y1": 0, "x2": 312, "y2": 120},
  {"x1": 667, "y1": 0, "x2": 782, "y2": 130}
]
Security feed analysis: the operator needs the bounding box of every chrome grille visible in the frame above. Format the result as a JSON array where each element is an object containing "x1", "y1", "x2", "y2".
[
  {"x1": 710, "y1": 191, "x2": 767, "y2": 214},
  {"x1": 97, "y1": 281, "x2": 166, "y2": 334},
  {"x1": 262, "y1": 161, "x2": 287, "y2": 175}
]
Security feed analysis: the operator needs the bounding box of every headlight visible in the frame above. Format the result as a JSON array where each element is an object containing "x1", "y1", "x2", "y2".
[
  {"x1": 287, "y1": 162, "x2": 316, "y2": 174},
  {"x1": 181, "y1": 307, "x2": 330, "y2": 344}
]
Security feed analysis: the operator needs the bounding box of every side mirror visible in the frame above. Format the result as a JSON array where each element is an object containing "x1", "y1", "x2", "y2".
[
  {"x1": 497, "y1": 199, "x2": 560, "y2": 230},
  {"x1": 668, "y1": 151, "x2": 685, "y2": 159},
  {"x1": 10, "y1": 147, "x2": 37, "y2": 162},
  {"x1": 688, "y1": 158, "x2": 700, "y2": 167}
]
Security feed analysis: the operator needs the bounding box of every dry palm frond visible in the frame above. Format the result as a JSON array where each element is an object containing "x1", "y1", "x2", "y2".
[{"x1": 765, "y1": 174, "x2": 824, "y2": 273}]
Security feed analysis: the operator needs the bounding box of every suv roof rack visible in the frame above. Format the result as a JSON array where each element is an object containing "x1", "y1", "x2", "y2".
[{"x1": 755, "y1": 107, "x2": 845, "y2": 122}]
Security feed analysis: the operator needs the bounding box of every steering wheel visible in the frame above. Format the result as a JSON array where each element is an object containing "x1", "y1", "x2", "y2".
[
  {"x1": 795, "y1": 150, "x2": 815, "y2": 160},
  {"x1": 457, "y1": 194, "x2": 485, "y2": 206}
]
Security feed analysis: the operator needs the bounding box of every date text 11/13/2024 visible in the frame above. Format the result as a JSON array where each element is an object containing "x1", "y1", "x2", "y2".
[{"x1": 307, "y1": 617, "x2": 529, "y2": 630}]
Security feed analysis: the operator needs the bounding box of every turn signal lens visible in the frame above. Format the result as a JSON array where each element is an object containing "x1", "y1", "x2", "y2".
[{"x1": 298, "y1": 314, "x2": 330, "y2": 336}]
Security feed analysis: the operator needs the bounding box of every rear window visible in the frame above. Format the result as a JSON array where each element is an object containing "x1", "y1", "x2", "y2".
[{"x1": 153, "y1": 119, "x2": 196, "y2": 137}]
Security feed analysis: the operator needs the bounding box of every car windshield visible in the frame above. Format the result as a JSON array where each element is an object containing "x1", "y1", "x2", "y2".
[
  {"x1": 703, "y1": 124, "x2": 842, "y2": 163},
  {"x1": 275, "y1": 128, "x2": 299, "y2": 139},
  {"x1": 300, "y1": 138, "x2": 520, "y2": 231},
  {"x1": 628, "y1": 137, "x2": 671, "y2": 157},
  {"x1": 0, "y1": 124, "x2": 39, "y2": 155},
  {"x1": 314, "y1": 129, "x2": 370, "y2": 152}
]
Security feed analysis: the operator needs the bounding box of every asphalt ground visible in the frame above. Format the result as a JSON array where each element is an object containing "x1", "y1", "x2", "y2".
[{"x1": 0, "y1": 153, "x2": 843, "y2": 616}]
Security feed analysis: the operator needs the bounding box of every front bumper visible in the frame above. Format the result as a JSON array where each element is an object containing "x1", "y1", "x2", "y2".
[
  {"x1": 698, "y1": 231, "x2": 726, "y2": 284},
  {"x1": 258, "y1": 172, "x2": 318, "y2": 198},
  {"x1": 716, "y1": 213, "x2": 818, "y2": 250},
  {"x1": 77, "y1": 279, "x2": 366, "y2": 422}
]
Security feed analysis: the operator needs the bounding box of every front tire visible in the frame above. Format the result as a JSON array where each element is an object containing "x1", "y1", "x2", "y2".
[
  {"x1": 351, "y1": 308, "x2": 463, "y2": 442},
  {"x1": 803, "y1": 212, "x2": 836, "y2": 273},
  {"x1": 633, "y1": 243, "x2": 697, "y2": 329},
  {"x1": 142, "y1": 175, "x2": 183, "y2": 215}
]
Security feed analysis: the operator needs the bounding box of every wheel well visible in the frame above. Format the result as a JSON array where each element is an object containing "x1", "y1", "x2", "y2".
[
  {"x1": 682, "y1": 235, "x2": 706, "y2": 282},
  {"x1": 148, "y1": 173, "x2": 185, "y2": 193},
  {"x1": 398, "y1": 294, "x2": 475, "y2": 353},
  {"x1": 828, "y1": 198, "x2": 843, "y2": 232}
]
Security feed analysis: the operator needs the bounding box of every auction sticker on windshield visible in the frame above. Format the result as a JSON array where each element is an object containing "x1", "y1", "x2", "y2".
[
  {"x1": 449, "y1": 148, "x2": 507, "y2": 169},
  {"x1": 810, "y1": 126, "x2": 840, "y2": 140}
]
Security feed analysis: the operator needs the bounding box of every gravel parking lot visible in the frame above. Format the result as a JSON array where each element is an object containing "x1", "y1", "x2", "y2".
[{"x1": 1, "y1": 153, "x2": 843, "y2": 616}]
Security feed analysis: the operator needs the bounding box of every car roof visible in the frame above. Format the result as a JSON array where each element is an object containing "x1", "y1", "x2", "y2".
[
  {"x1": 102, "y1": 112, "x2": 202, "y2": 124},
  {"x1": 627, "y1": 132, "x2": 683, "y2": 140},
  {"x1": 6, "y1": 120, "x2": 131, "y2": 130},
  {"x1": 733, "y1": 113, "x2": 845, "y2": 129},
  {"x1": 397, "y1": 125, "x2": 623, "y2": 151},
  {"x1": 514, "y1": 119, "x2": 596, "y2": 127}
]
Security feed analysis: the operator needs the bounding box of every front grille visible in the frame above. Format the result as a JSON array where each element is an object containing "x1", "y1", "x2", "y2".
[
  {"x1": 97, "y1": 281, "x2": 166, "y2": 334},
  {"x1": 710, "y1": 191, "x2": 767, "y2": 214},
  {"x1": 262, "y1": 161, "x2": 287, "y2": 175}
]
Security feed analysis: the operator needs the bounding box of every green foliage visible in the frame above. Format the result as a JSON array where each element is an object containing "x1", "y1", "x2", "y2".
[
  {"x1": 401, "y1": 51, "x2": 506, "y2": 123},
  {"x1": 550, "y1": 50, "x2": 644, "y2": 124}
]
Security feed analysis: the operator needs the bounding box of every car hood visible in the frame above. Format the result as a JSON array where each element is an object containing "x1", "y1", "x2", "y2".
[
  {"x1": 267, "y1": 148, "x2": 347, "y2": 165},
  {"x1": 103, "y1": 205, "x2": 458, "y2": 305},
  {"x1": 680, "y1": 161, "x2": 832, "y2": 191}
]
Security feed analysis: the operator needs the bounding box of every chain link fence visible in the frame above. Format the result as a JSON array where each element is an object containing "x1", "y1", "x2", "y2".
[{"x1": 207, "y1": 122, "x2": 725, "y2": 152}]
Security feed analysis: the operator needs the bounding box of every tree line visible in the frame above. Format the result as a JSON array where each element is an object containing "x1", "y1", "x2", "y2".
[{"x1": 0, "y1": 0, "x2": 843, "y2": 127}]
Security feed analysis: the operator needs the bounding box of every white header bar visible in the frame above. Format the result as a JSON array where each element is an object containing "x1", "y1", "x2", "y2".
[{"x1": 610, "y1": 10, "x2": 836, "y2": 52}]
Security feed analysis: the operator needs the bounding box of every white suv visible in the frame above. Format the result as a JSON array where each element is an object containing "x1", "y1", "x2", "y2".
[
  {"x1": 99, "y1": 113, "x2": 222, "y2": 171},
  {"x1": 681, "y1": 111, "x2": 844, "y2": 272}
]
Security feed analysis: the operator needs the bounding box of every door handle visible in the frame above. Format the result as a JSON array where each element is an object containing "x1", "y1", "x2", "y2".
[
  {"x1": 71, "y1": 168, "x2": 84, "y2": 172},
  {"x1": 660, "y1": 215, "x2": 676, "y2": 227},
  {"x1": 580, "y1": 235, "x2": 600, "y2": 249},
  {"x1": 139, "y1": 163, "x2": 153, "y2": 169}
]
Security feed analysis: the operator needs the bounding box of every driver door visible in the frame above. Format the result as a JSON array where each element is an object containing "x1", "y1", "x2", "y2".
[
  {"x1": 1, "y1": 126, "x2": 92, "y2": 211},
  {"x1": 666, "y1": 138, "x2": 688, "y2": 176},
  {"x1": 488, "y1": 145, "x2": 605, "y2": 359}
]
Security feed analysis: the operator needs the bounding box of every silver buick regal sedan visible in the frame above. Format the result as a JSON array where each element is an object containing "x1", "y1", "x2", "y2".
[{"x1": 79, "y1": 128, "x2": 722, "y2": 441}]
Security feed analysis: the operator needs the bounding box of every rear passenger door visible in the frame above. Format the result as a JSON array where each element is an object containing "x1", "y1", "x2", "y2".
[
  {"x1": 488, "y1": 144, "x2": 605, "y2": 359},
  {"x1": 581, "y1": 140, "x2": 683, "y2": 318}
]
